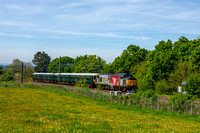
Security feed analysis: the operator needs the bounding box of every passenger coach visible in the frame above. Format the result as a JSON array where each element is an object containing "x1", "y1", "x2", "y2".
[{"x1": 32, "y1": 73, "x2": 99, "y2": 87}]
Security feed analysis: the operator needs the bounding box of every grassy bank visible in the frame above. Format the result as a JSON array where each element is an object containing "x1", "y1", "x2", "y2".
[{"x1": 0, "y1": 84, "x2": 200, "y2": 132}]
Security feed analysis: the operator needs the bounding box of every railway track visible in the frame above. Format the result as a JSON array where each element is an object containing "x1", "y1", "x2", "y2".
[
  {"x1": 14, "y1": 79, "x2": 124, "y2": 95},
  {"x1": 14, "y1": 79, "x2": 200, "y2": 103}
]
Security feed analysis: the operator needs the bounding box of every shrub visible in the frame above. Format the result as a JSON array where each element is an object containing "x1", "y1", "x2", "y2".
[
  {"x1": 170, "y1": 94, "x2": 193, "y2": 113},
  {"x1": 185, "y1": 74, "x2": 200, "y2": 97},
  {"x1": 0, "y1": 73, "x2": 13, "y2": 82},
  {"x1": 142, "y1": 89, "x2": 156, "y2": 98},
  {"x1": 155, "y1": 79, "x2": 172, "y2": 95},
  {"x1": 136, "y1": 77, "x2": 153, "y2": 93},
  {"x1": 95, "y1": 84, "x2": 103, "y2": 92}
]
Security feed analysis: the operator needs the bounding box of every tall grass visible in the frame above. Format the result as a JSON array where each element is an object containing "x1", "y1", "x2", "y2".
[{"x1": 0, "y1": 82, "x2": 200, "y2": 132}]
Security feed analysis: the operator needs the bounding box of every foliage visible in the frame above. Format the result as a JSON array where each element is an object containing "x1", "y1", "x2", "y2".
[
  {"x1": 173, "y1": 36, "x2": 200, "y2": 72},
  {"x1": 0, "y1": 65, "x2": 3, "y2": 75},
  {"x1": 24, "y1": 62, "x2": 34, "y2": 80},
  {"x1": 168, "y1": 61, "x2": 192, "y2": 92},
  {"x1": 185, "y1": 74, "x2": 200, "y2": 97},
  {"x1": 155, "y1": 79, "x2": 172, "y2": 95},
  {"x1": 132, "y1": 61, "x2": 152, "y2": 94},
  {"x1": 72, "y1": 55, "x2": 106, "y2": 73},
  {"x1": 9, "y1": 59, "x2": 22, "y2": 73},
  {"x1": 172, "y1": 36, "x2": 191, "y2": 61},
  {"x1": 170, "y1": 94, "x2": 193, "y2": 112},
  {"x1": 75, "y1": 79, "x2": 88, "y2": 88},
  {"x1": 136, "y1": 77, "x2": 153, "y2": 94},
  {"x1": 95, "y1": 84, "x2": 103, "y2": 92},
  {"x1": 5, "y1": 59, "x2": 34, "y2": 80},
  {"x1": 32, "y1": 51, "x2": 51, "y2": 72},
  {"x1": 48, "y1": 56, "x2": 74, "y2": 73},
  {"x1": 131, "y1": 61, "x2": 148, "y2": 78},
  {"x1": 0, "y1": 70, "x2": 13, "y2": 81},
  {"x1": 111, "y1": 44, "x2": 148, "y2": 73},
  {"x1": 102, "y1": 63, "x2": 114, "y2": 73},
  {"x1": 142, "y1": 89, "x2": 157, "y2": 98},
  {"x1": 147, "y1": 40, "x2": 176, "y2": 83}
]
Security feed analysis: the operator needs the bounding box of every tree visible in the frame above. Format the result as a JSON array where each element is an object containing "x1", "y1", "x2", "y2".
[
  {"x1": 48, "y1": 56, "x2": 74, "y2": 73},
  {"x1": 168, "y1": 61, "x2": 192, "y2": 92},
  {"x1": 189, "y1": 45, "x2": 200, "y2": 72},
  {"x1": 147, "y1": 40, "x2": 176, "y2": 83},
  {"x1": 185, "y1": 74, "x2": 200, "y2": 97},
  {"x1": 0, "y1": 65, "x2": 4, "y2": 75},
  {"x1": 102, "y1": 63, "x2": 114, "y2": 73},
  {"x1": 32, "y1": 51, "x2": 51, "y2": 72},
  {"x1": 111, "y1": 44, "x2": 148, "y2": 73},
  {"x1": 10, "y1": 59, "x2": 22, "y2": 73},
  {"x1": 0, "y1": 64, "x2": 13, "y2": 82},
  {"x1": 25, "y1": 62, "x2": 34, "y2": 80},
  {"x1": 173, "y1": 36, "x2": 191, "y2": 61},
  {"x1": 133, "y1": 61, "x2": 154, "y2": 93},
  {"x1": 72, "y1": 55, "x2": 106, "y2": 73}
]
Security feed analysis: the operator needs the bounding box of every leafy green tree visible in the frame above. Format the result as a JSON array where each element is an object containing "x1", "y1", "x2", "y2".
[
  {"x1": 0, "y1": 65, "x2": 3, "y2": 75},
  {"x1": 72, "y1": 55, "x2": 106, "y2": 73},
  {"x1": 170, "y1": 94, "x2": 193, "y2": 112},
  {"x1": 147, "y1": 40, "x2": 176, "y2": 83},
  {"x1": 155, "y1": 79, "x2": 172, "y2": 95},
  {"x1": 25, "y1": 62, "x2": 34, "y2": 80},
  {"x1": 185, "y1": 74, "x2": 200, "y2": 97},
  {"x1": 172, "y1": 36, "x2": 200, "y2": 72},
  {"x1": 189, "y1": 45, "x2": 200, "y2": 72},
  {"x1": 132, "y1": 61, "x2": 154, "y2": 93},
  {"x1": 32, "y1": 51, "x2": 51, "y2": 72},
  {"x1": 48, "y1": 56, "x2": 74, "y2": 73},
  {"x1": 111, "y1": 44, "x2": 148, "y2": 73},
  {"x1": 168, "y1": 61, "x2": 192, "y2": 92},
  {"x1": 10, "y1": 59, "x2": 22, "y2": 73},
  {"x1": 0, "y1": 71, "x2": 13, "y2": 81},
  {"x1": 0, "y1": 65, "x2": 13, "y2": 82},
  {"x1": 173, "y1": 36, "x2": 191, "y2": 61},
  {"x1": 102, "y1": 63, "x2": 114, "y2": 73}
]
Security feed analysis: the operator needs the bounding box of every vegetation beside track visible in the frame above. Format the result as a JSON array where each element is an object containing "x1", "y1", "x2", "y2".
[{"x1": 0, "y1": 83, "x2": 200, "y2": 132}]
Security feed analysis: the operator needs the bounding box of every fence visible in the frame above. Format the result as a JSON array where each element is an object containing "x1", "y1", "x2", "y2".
[{"x1": 3, "y1": 82, "x2": 200, "y2": 115}]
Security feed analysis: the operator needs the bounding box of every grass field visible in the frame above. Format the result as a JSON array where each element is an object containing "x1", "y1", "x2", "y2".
[{"x1": 0, "y1": 86, "x2": 200, "y2": 132}]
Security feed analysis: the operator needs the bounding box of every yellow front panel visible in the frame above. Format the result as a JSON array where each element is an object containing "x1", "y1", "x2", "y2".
[{"x1": 127, "y1": 80, "x2": 137, "y2": 86}]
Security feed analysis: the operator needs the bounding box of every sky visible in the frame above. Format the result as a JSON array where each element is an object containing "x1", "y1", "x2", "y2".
[{"x1": 0, "y1": 0, "x2": 200, "y2": 64}]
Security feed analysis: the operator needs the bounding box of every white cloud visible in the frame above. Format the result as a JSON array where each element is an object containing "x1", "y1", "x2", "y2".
[
  {"x1": 5, "y1": 4, "x2": 45, "y2": 15},
  {"x1": 0, "y1": 32, "x2": 35, "y2": 38},
  {"x1": 35, "y1": 28, "x2": 150, "y2": 40},
  {"x1": 0, "y1": 21, "x2": 33, "y2": 27}
]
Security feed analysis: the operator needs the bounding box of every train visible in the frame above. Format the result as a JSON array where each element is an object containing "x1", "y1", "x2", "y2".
[{"x1": 32, "y1": 73, "x2": 137, "y2": 91}]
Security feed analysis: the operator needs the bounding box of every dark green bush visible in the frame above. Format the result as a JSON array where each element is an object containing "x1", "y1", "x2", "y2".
[
  {"x1": 170, "y1": 94, "x2": 193, "y2": 113},
  {"x1": 185, "y1": 74, "x2": 200, "y2": 97},
  {"x1": 0, "y1": 73, "x2": 13, "y2": 82},
  {"x1": 142, "y1": 89, "x2": 156, "y2": 98},
  {"x1": 155, "y1": 79, "x2": 172, "y2": 95}
]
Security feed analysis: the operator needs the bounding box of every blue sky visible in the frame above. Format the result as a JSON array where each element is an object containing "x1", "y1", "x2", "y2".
[{"x1": 0, "y1": 0, "x2": 200, "y2": 64}]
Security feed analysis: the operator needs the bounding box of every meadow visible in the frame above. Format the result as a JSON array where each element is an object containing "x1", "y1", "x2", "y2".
[{"x1": 0, "y1": 85, "x2": 200, "y2": 132}]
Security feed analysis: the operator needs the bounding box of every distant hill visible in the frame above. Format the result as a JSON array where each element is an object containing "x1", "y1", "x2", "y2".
[{"x1": 0, "y1": 63, "x2": 10, "y2": 67}]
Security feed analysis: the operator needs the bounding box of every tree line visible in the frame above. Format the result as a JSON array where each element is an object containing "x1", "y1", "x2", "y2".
[{"x1": 1, "y1": 36, "x2": 200, "y2": 97}]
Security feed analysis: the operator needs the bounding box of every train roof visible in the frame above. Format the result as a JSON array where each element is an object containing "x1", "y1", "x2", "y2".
[
  {"x1": 33, "y1": 73, "x2": 99, "y2": 76},
  {"x1": 109, "y1": 73, "x2": 134, "y2": 78},
  {"x1": 60, "y1": 73, "x2": 99, "y2": 76},
  {"x1": 33, "y1": 73, "x2": 136, "y2": 79}
]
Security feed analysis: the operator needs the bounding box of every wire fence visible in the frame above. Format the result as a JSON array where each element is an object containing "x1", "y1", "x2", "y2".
[{"x1": 19, "y1": 83, "x2": 200, "y2": 115}]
